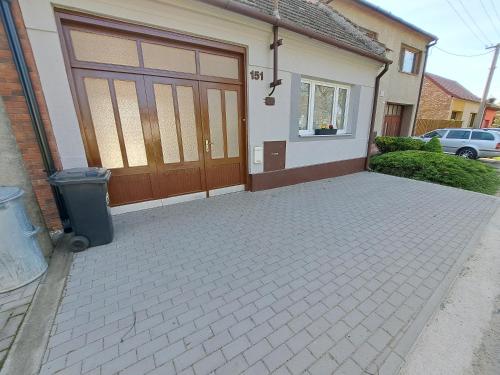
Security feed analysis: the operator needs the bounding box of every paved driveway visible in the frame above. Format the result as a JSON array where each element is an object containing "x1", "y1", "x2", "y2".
[{"x1": 40, "y1": 173, "x2": 498, "y2": 375}]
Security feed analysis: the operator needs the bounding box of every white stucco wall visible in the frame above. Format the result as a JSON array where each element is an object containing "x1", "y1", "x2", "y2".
[
  {"x1": 330, "y1": 0, "x2": 433, "y2": 136},
  {"x1": 18, "y1": 0, "x2": 382, "y2": 175}
]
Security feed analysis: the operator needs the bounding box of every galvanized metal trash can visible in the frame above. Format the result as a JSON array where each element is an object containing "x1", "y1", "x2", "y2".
[
  {"x1": 0, "y1": 187, "x2": 48, "y2": 293},
  {"x1": 49, "y1": 168, "x2": 113, "y2": 252}
]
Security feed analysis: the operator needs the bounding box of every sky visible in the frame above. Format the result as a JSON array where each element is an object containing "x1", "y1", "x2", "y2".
[{"x1": 366, "y1": 0, "x2": 500, "y2": 101}]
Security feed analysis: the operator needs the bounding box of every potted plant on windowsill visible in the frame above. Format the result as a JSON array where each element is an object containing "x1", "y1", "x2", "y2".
[{"x1": 315, "y1": 124, "x2": 337, "y2": 135}]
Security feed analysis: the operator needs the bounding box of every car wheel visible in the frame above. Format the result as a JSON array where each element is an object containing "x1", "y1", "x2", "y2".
[{"x1": 456, "y1": 147, "x2": 478, "y2": 159}]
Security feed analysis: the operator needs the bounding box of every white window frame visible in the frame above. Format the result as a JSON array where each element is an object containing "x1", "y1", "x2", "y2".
[{"x1": 299, "y1": 78, "x2": 351, "y2": 136}]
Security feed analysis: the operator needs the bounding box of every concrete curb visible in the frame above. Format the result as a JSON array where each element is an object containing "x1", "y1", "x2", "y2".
[
  {"x1": 377, "y1": 198, "x2": 500, "y2": 374},
  {"x1": 396, "y1": 200, "x2": 500, "y2": 374},
  {"x1": 0, "y1": 237, "x2": 72, "y2": 375}
]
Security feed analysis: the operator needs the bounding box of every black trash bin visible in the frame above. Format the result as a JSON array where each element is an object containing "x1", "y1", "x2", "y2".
[{"x1": 49, "y1": 167, "x2": 113, "y2": 252}]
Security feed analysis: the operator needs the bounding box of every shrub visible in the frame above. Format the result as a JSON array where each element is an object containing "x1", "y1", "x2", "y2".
[
  {"x1": 421, "y1": 137, "x2": 443, "y2": 153},
  {"x1": 374, "y1": 136, "x2": 425, "y2": 153},
  {"x1": 370, "y1": 150, "x2": 500, "y2": 195}
]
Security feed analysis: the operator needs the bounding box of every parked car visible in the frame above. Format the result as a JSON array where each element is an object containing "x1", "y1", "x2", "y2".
[
  {"x1": 485, "y1": 127, "x2": 500, "y2": 132},
  {"x1": 419, "y1": 128, "x2": 500, "y2": 159}
]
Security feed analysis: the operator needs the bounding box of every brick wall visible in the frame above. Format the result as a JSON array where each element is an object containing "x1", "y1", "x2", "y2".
[
  {"x1": 0, "y1": 1, "x2": 62, "y2": 231},
  {"x1": 416, "y1": 76, "x2": 452, "y2": 120}
]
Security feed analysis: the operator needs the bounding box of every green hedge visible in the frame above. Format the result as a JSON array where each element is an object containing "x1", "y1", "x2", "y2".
[
  {"x1": 374, "y1": 136, "x2": 426, "y2": 153},
  {"x1": 370, "y1": 150, "x2": 500, "y2": 195},
  {"x1": 421, "y1": 137, "x2": 443, "y2": 153}
]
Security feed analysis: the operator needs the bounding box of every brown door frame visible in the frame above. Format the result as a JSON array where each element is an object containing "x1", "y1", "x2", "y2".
[{"x1": 54, "y1": 9, "x2": 249, "y2": 199}]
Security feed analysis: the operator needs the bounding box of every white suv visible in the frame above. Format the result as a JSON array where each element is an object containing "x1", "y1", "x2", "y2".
[{"x1": 420, "y1": 128, "x2": 500, "y2": 159}]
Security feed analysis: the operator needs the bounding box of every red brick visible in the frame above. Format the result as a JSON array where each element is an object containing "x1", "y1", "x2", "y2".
[{"x1": 0, "y1": 1, "x2": 62, "y2": 231}]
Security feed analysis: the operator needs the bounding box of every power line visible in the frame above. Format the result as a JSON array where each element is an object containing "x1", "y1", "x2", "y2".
[
  {"x1": 479, "y1": 0, "x2": 500, "y2": 38},
  {"x1": 457, "y1": 0, "x2": 493, "y2": 44},
  {"x1": 445, "y1": 0, "x2": 488, "y2": 46},
  {"x1": 491, "y1": 0, "x2": 500, "y2": 23},
  {"x1": 434, "y1": 45, "x2": 494, "y2": 57}
]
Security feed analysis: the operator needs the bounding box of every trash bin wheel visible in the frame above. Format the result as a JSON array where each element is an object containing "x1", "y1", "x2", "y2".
[{"x1": 69, "y1": 235, "x2": 89, "y2": 252}]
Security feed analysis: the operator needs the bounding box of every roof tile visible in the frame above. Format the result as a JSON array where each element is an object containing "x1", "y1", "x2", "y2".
[
  {"x1": 426, "y1": 73, "x2": 480, "y2": 102},
  {"x1": 233, "y1": 0, "x2": 387, "y2": 57}
]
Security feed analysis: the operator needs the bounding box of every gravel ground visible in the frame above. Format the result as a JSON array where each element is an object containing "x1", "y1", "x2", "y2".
[
  {"x1": 400, "y1": 204, "x2": 500, "y2": 375},
  {"x1": 469, "y1": 296, "x2": 500, "y2": 375}
]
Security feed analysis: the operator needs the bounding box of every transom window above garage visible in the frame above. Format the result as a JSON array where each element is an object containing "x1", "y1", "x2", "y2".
[{"x1": 298, "y1": 79, "x2": 350, "y2": 136}]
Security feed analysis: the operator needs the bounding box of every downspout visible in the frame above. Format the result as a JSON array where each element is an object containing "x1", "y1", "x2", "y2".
[
  {"x1": 0, "y1": 0, "x2": 67, "y2": 224},
  {"x1": 365, "y1": 62, "x2": 390, "y2": 170},
  {"x1": 411, "y1": 39, "x2": 437, "y2": 135}
]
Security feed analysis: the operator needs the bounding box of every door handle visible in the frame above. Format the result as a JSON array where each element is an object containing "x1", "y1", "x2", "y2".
[{"x1": 205, "y1": 139, "x2": 213, "y2": 153}]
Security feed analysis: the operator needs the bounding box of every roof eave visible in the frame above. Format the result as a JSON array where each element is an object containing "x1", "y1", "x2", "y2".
[{"x1": 198, "y1": 0, "x2": 392, "y2": 64}]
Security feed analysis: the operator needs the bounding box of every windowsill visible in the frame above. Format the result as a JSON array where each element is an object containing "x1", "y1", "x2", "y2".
[
  {"x1": 398, "y1": 70, "x2": 418, "y2": 76},
  {"x1": 299, "y1": 133, "x2": 353, "y2": 138}
]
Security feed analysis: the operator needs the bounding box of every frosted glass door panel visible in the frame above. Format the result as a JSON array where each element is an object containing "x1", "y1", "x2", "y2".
[
  {"x1": 84, "y1": 78, "x2": 123, "y2": 169},
  {"x1": 224, "y1": 91, "x2": 239, "y2": 158},
  {"x1": 70, "y1": 30, "x2": 139, "y2": 67},
  {"x1": 154, "y1": 84, "x2": 181, "y2": 164},
  {"x1": 114, "y1": 80, "x2": 147, "y2": 167},
  {"x1": 177, "y1": 86, "x2": 199, "y2": 162},
  {"x1": 206, "y1": 89, "x2": 224, "y2": 159}
]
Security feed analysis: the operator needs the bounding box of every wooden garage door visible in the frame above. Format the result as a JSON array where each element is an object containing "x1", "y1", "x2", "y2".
[{"x1": 59, "y1": 12, "x2": 246, "y2": 206}]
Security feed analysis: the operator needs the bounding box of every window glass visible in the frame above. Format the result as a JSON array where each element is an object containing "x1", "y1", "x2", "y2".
[
  {"x1": 446, "y1": 130, "x2": 471, "y2": 139},
  {"x1": 299, "y1": 82, "x2": 310, "y2": 130},
  {"x1": 423, "y1": 130, "x2": 443, "y2": 138},
  {"x1": 298, "y1": 79, "x2": 350, "y2": 135},
  {"x1": 469, "y1": 113, "x2": 477, "y2": 127},
  {"x1": 313, "y1": 85, "x2": 334, "y2": 129},
  {"x1": 401, "y1": 49, "x2": 417, "y2": 73},
  {"x1": 471, "y1": 131, "x2": 494, "y2": 141},
  {"x1": 336, "y1": 88, "x2": 348, "y2": 130}
]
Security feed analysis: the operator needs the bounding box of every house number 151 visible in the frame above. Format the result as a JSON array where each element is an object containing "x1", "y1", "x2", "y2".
[{"x1": 250, "y1": 70, "x2": 264, "y2": 80}]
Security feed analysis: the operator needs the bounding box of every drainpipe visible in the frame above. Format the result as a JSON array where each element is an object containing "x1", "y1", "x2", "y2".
[
  {"x1": 365, "y1": 62, "x2": 390, "y2": 170},
  {"x1": 0, "y1": 0, "x2": 68, "y2": 224},
  {"x1": 411, "y1": 39, "x2": 437, "y2": 135}
]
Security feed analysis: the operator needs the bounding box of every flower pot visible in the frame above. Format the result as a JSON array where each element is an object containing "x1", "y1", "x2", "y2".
[{"x1": 314, "y1": 128, "x2": 338, "y2": 135}]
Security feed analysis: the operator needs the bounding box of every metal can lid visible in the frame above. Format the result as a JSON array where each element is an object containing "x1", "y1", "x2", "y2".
[{"x1": 0, "y1": 186, "x2": 24, "y2": 204}]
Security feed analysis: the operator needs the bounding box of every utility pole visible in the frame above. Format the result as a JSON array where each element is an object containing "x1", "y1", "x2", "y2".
[{"x1": 473, "y1": 43, "x2": 500, "y2": 128}]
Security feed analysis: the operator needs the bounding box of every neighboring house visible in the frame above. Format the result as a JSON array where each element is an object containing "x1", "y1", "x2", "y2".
[
  {"x1": 328, "y1": 0, "x2": 437, "y2": 137},
  {"x1": 0, "y1": 0, "x2": 391, "y2": 224},
  {"x1": 483, "y1": 102, "x2": 500, "y2": 128},
  {"x1": 417, "y1": 73, "x2": 480, "y2": 128}
]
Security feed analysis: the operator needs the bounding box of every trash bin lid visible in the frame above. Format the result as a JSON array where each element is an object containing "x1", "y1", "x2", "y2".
[
  {"x1": 0, "y1": 186, "x2": 24, "y2": 204},
  {"x1": 49, "y1": 168, "x2": 111, "y2": 185}
]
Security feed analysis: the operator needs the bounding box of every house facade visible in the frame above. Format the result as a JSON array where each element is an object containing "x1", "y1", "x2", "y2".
[
  {"x1": 328, "y1": 0, "x2": 437, "y2": 137},
  {"x1": 483, "y1": 103, "x2": 500, "y2": 128},
  {"x1": 417, "y1": 73, "x2": 480, "y2": 128},
  {"x1": 0, "y1": 0, "x2": 391, "y2": 226}
]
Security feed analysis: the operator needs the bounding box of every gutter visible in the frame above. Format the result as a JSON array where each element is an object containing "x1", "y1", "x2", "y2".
[
  {"x1": 198, "y1": 0, "x2": 390, "y2": 64},
  {"x1": 411, "y1": 39, "x2": 437, "y2": 135},
  {"x1": 0, "y1": 0, "x2": 68, "y2": 224},
  {"x1": 365, "y1": 62, "x2": 390, "y2": 170}
]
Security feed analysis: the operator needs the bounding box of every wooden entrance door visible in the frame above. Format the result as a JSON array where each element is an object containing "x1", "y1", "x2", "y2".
[
  {"x1": 144, "y1": 77, "x2": 206, "y2": 198},
  {"x1": 384, "y1": 103, "x2": 404, "y2": 136},
  {"x1": 73, "y1": 69, "x2": 158, "y2": 206},
  {"x1": 199, "y1": 82, "x2": 246, "y2": 190}
]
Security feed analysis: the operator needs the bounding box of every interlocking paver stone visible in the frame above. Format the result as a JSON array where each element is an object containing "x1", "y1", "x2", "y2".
[{"x1": 38, "y1": 173, "x2": 498, "y2": 374}]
